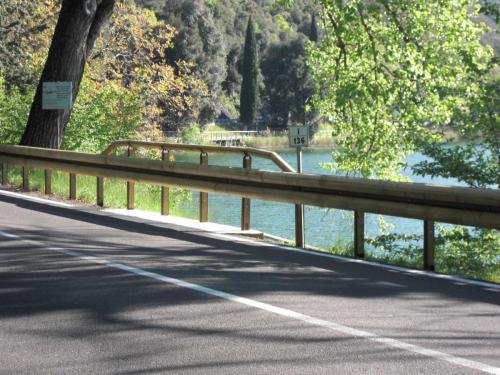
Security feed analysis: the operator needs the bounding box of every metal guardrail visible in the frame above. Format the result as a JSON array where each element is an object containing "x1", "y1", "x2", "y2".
[
  {"x1": 102, "y1": 140, "x2": 295, "y2": 172},
  {"x1": 1, "y1": 143, "x2": 499, "y2": 271},
  {"x1": 101, "y1": 140, "x2": 301, "y2": 243}
]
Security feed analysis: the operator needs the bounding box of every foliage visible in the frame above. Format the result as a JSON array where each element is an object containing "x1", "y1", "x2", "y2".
[
  {"x1": 435, "y1": 226, "x2": 500, "y2": 280},
  {"x1": 308, "y1": 0, "x2": 494, "y2": 179},
  {"x1": 481, "y1": 0, "x2": 500, "y2": 23},
  {"x1": 413, "y1": 77, "x2": 499, "y2": 188},
  {"x1": 0, "y1": 75, "x2": 33, "y2": 144},
  {"x1": 91, "y1": 1, "x2": 207, "y2": 136},
  {"x1": 180, "y1": 124, "x2": 203, "y2": 144},
  {"x1": 0, "y1": 72, "x2": 142, "y2": 153},
  {"x1": 137, "y1": 0, "x2": 318, "y2": 123},
  {"x1": 365, "y1": 224, "x2": 500, "y2": 282},
  {"x1": 162, "y1": 0, "x2": 226, "y2": 124},
  {"x1": 261, "y1": 34, "x2": 314, "y2": 128},
  {"x1": 412, "y1": 143, "x2": 499, "y2": 188},
  {"x1": 0, "y1": 0, "x2": 205, "y2": 147},
  {"x1": 240, "y1": 17, "x2": 259, "y2": 127},
  {"x1": 62, "y1": 75, "x2": 142, "y2": 153},
  {"x1": 366, "y1": 233, "x2": 423, "y2": 261},
  {"x1": 0, "y1": 0, "x2": 57, "y2": 90}
]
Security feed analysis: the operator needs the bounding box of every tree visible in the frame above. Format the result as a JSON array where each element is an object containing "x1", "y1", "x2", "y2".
[
  {"x1": 162, "y1": 0, "x2": 226, "y2": 124},
  {"x1": 412, "y1": 3, "x2": 500, "y2": 189},
  {"x1": 19, "y1": 0, "x2": 116, "y2": 148},
  {"x1": 90, "y1": 2, "x2": 207, "y2": 135},
  {"x1": 0, "y1": 0, "x2": 57, "y2": 91},
  {"x1": 309, "y1": 13, "x2": 318, "y2": 42},
  {"x1": 308, "y1": 0, "x2": 494, "y2": 179},
  {"x1": 261, "y1": 35, "x2": 314, "y2": 128},
  {"x1": 240, "y1": 16, "x2": 259, "y2": 127},
  {"x1": 1, "y1": 0, "x2": 205, "y2": 147}
]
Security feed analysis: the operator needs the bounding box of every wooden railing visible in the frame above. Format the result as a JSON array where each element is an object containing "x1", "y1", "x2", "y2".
[{"x1": 1, "y1": 143, "x2": 499, "y2": 272}]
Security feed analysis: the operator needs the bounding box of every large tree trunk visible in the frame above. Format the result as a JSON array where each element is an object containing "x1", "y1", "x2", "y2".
[{"x1": 20, "y1": 0, "x2": 115, "y2": 149}]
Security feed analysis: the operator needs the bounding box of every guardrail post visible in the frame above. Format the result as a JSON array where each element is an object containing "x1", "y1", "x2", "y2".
[
  {"x1": 44, "y1": 170, "x2": 52, "y2": 195},
  {"x1": 127, "y1": 146, "x2": 135, "y2": 210},
  {"x1": 354, "y1": 211, "x2": 365, "y2": 257},
  {"x1": 22, "y1": 166, "x2": 29, "y2": 191},
  {"x1": 96, "y1": 177, "x2": 104, "y2": 206},
  {"x1": 161, "y1": 148, "x2": 170, "y2": 216},
  {"x1": 241, "y1": 154, "x2": 252, "y2": 230},
  {"x1": 295, "y1": 205, "x2": 304, "y2": 247},
  {"x1": 295, "y1": 147, "x2": 304, "y2": 248},
  {"x1": 199, "y1": 152, "x2": 208, "y2": 222},
  {"x1": 1, "y1": 163, "x2": 7, "y2": 185},
  {"x1": 69, "y1": 173, "x2": 76, "y2": 200},
  {"x1": 424, "y1": 220, "x2": 435, "y2": 271}
]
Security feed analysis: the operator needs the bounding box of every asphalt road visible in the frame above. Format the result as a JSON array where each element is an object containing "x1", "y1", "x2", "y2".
[{"x1": 0, "y1": 191, "x2": 499, "y2": 374}]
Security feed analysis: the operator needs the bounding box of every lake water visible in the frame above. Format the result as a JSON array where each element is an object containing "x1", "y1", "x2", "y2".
[{"x1": 172, "y1": 148, "x2": 463, "y2": 251}]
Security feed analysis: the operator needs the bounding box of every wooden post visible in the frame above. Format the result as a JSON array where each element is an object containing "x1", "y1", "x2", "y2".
[
  {"x1": 22, "y1": 166, "x2": 29, "y2": 191},
  {"x1": 241, "y1": 154, "x2": 252, "y2": 230},
  {"x1": 97, "y1": 177, "x2": 104, "y2": 206},
  {"x1": 69, "y1": 173, "x2": 76, "y2": 200},
  {"x1": 424, "y1": 220, "x2": 435, "y2": 271},
  {"x1": 354, "y1": 211, "x2": 365, "y2": 257},
  {"x1": 199, "y1": 152, "x2": 208, "y2": 222},
  {"x1": 127, "y1": 146, "x2": 135, "y2": 210},
  {"x1": 295, "y1": 205, "x2": 304, "y2": 247},
  {"x1": 161, "y1": 148, "x2": 169, "y2": 216},
  {"x1": 44, "y1": 170, "x2": 52, "y2": 195},
  {"x1": 1, "y1": 163, "x2": 7, "y2": 185}
]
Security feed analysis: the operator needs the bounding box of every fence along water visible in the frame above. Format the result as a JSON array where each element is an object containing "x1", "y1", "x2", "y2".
[{"x1": 1, "y1": 142, "x2": 499, "y2": 271}]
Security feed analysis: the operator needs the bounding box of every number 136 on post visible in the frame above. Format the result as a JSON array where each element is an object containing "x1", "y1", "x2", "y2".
[{"x1": 288, "y1": 126, "x2": 309, "y2": 148}]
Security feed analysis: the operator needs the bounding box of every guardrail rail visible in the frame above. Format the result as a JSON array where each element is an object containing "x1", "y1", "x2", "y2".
[{"x1": 1, "y1": 142, "x2": 499, "y2": 271}]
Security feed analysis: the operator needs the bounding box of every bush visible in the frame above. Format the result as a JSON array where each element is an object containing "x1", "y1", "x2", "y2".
[
  {"x1": 180, "y1": 124, "x2": 202, "y2": 144},
  {"x1": 62, "y1": 76, "x2": 142, "y2": 153},
  {"x1": 366, "y1": 225, "x2": 500, "y2": 282},
  {"x1": 0, "y1": 75, "x2": 33, "y2": 144}
]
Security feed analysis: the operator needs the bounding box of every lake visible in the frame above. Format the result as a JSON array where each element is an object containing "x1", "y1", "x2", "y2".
[{"x1": 172, "y1": 148, "x2": 463, "y2": 251}]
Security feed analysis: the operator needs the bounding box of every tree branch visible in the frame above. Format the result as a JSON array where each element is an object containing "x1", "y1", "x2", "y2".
[
  {"x1": 357, "y1": 5, "x2": 378, "y2": 80},
  {"x1": 379, "y1": 0, "x2": 422, "y2": 52},
  {"x1": 85, "y1": 0, "x2": 115, "y2": 58}
]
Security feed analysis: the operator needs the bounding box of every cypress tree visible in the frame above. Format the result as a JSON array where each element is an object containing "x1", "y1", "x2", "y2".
[
  {"x1": 240, "y1": 16, "x2": 258, "y2": 127},
  {"x1": 310, "y1": 13, "x2": 318, "y2": 42}
]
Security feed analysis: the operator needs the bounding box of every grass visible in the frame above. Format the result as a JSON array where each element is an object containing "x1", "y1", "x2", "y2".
[
  {"x1": 5, "y1": 166, "x2": 195, "y2": 218},
  {"x1": 326, "y1": 239, "x2": 499, "y2": 284},
  {"x1": 244, "y1": 135, "x2": 289, "y2": 149}
]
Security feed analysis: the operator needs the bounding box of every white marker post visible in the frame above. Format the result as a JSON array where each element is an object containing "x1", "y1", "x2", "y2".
[{"x1": 288, "y1": 125, "x2": 309, "y2": 248}]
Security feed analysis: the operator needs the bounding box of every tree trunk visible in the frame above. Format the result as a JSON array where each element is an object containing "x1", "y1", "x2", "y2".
[{"x1": 20, "y1": 0, "x2": 115, "y2": 149}]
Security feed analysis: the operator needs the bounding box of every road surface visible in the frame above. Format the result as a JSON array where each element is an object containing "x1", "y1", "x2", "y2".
[{"x1": 0, "y1": 190, "x2": 499, "y2": 374}]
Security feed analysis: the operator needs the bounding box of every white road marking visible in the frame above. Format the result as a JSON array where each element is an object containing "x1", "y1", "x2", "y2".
[
  {"x1": 107, "y1": 207, "x2": 500, "y2": 291},
  {"x1": 0, "y1": 189, "x2": 73, "y2": 207},
  {"x1": 1, "y1": 229, "x2": 499, "y2": 374},
  {"x1": 212, "y1": 232, "x2": 500, "y2": 291},
  {"x1": 2, "y1": 190, "x2": 499, "y2": 291}
]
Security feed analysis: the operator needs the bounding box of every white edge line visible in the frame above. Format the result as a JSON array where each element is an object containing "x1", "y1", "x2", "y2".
[
  {"x1": 0, "y1": 189, "x2": 74, "y2": 207},
  {"x1": 0, "y1": 229, "x2": 499, "y2": 375},
  {"x1": 1, "y1": 189, "x2": 498, "y2": 291},
  {"x1": 96, "y1": 207, "x2": 500, "y2": 291},
  {"x1": 211, "y1": 232, "x2": 500, "y2": 291}
]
